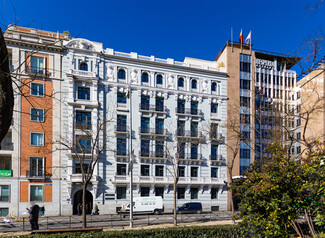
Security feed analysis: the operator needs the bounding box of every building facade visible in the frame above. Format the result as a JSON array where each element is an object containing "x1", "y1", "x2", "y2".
[
  {"x1": 215, "y1": 42, "x2": 300, "y2": 209},
  {"x1": 2, "y1": 26, "x2": 228, "y2": 216}
]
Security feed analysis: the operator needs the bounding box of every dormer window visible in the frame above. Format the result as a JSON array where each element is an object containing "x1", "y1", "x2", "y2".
[
  {"x1": 142, "y1": 72, "x2": 149, "y2": 83},
  {"x1": 191, "y1": 79, "x2": 197, "y2": 89},
  {"x1": 178, "y1": 77, "x2": 184, "y2": 88},
  {"x1": 118, "y1": 69, "x2": 126, "y2": 80},
  {"x1": 156, "y1": 74, "x2": 163, "y2": 85},
  {"x1": 79, "y1": 62, "x2": 88, "y2": 71}
]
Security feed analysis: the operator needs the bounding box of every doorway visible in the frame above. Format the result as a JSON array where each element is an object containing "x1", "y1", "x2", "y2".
[{"x1": 73, "y1": 189, "x2": 93, "y2": 215}]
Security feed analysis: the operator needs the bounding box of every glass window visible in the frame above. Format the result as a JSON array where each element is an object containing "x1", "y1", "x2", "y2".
[
  {"x1": 117, "y1": 187, "x2": 127, "y2": 199},
  {"x1": 177, "y1": 187, "x2": 185, "y2": 199},
  {"x1": 74, "y1": 163, "x2": 89, "y2": 174},
  {"x1": 141, "y1": 140, "x2": 150, "y2": 157},
  {"x1": 141, "y1": 96, "x2": 150, "y2": 110},
  {"x1": 211, "y1": 82, "x2": 217, "y2": 91},
  {"x1": 30, "y1": 56, "x2": 45, "y2": 74},
  {"x1": 141, "y1": 187, "x2": 150, "y2": 197},
  {"x1": 141, "y1": 117, "x2": 150, "y2": 133},
  {"x1": 211, "y1": 188, "x2": 218, "y2": 199},
  {"x1": 191, "y1": 101, "x2": 198, "y2": 115},
  {"x1": 177, "y1": 100, "x2": 185, "y2": 114},
  {"x1": 240, "y1": 62, "x2": 250, "y2": 72},
  {"x1": 141, "y1": 165, "x2": 150, "y2": 176},
  {"x1": 0, "y1": 208, "x2": 9, "y2": 216},
  {"x1": 191, "y1": 79, "x2": 197, "y2": 89},
  {"x1": 155, "y1": 187, "x2": 164, "y2": 198},
  {"x1": 29, "y1": 157, "x2": 44, "y2": 177},
  {"x1": 156, "y1": 74, "x2": 163, "y2": 85},
  {"x1": 240, "y1": 79, "x2": 250, "y2": 90},
  {"x1": 117, "y1": 115, "x2": 127, "y2": 132},
  {"x1": 211, "y1": 167, "x2": 218, "y2": 178},
  {"x1": 0, "y1": 185, "x2": 9, "y2": 201},
  {"x1": 177, "y1": 142, "x2": 185, "y2": 159},
  {"x1": 155, "y1": 119, "x2": 164, "y2": 135},
  {"x1": 31, "y1": 108, "x2": 44, "y2": 122},
  {"x1": 118, "y1": 69, "x2": 126, "y2": 80},
  {"x1": 76, "y1": 135, "x2": 91, "y2": 153},
  {"x1": 191, "y1": 144, "x2": 198, "y2": 159},
  {"x1": 240, "y1": 148, "x2": 251, "y2": 159},
  {"x1": 77, "y1": 87, "x2": 90, "y2": 100},
  {"x1": 117, "y1": 138, "x2": 127, "y2": 156},
  {"x1": 191, "y1": 122, "x2": 198, "y2": 137},
  {"x1": 211, "y1": 144, "x2": 218, "y2": 160},
  {"x1": 178, "y1": 166, "x2": 185, "y2": 177},
  {"x1": 190, "y1": 188, "x2": 198, "y2": 199},
  {"x1": 117, "y1": 164, "x2": 127, "y2": 175},
  {"x1": 177, "y1": 121, "x2": 185, "y2": 136},
  {"x1": 191, "y1": 167, "x2": 198, "y2": 177},
  {"x1": 178, "y1": 77, "x2": 184, "y2": 88},
  {"x1": 155, "y1": 165, "x2": 164, "y2": 177},
  {"x1": 155, "y1": 97, "x2": 164, "y2": 112},
  {"x1": 240, "y1": 97, "x2": 250, "y2": 107},
  {"x1": 31, "y1": 133, "x2": 44, "y2": 146},
  {"x1": 31, "y1": 83, "x2": 44, "y2": 96},
  {"x1": 79, "y1": 62, "x2": 88, "y2": 71},
  {"x1": 30, "y1": 185, "x2": 43, "y2": 201},
  {"x1": 117, "y1": 92, "x2": 127, "y2": 104},
  {"x1": 211, "y1": 103, "x2": 218, "y2": 113},
  {"x1": 155, "y1": 140, "x2": 164, "y2": 157},
  {"x1": 141, "y1": 72, "x2": 149, "y2": 83},
  {"x1": 0, "y1": 157, "x2": 11, "y2": 170},
  {"x1": 76, "y1": 111, "x2": 91, "y2": 129}
]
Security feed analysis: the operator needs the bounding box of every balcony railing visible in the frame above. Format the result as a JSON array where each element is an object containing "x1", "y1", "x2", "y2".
[
  {"x1": 210, "y1": 133, "x2": 225, "y2": 142},
  {"x1": 70, "y1": 69, "x2": 96, "y2": 77},
  {"x1": 177, "y1": 153, "x2": 202, "y2": 160},
  {"x1": 0, "y1": 143, "x2": 13, "y2": 151},
  {"x1": 138, "y1": 150, "x2": 166, "y2": 159},
  {"x1": 139, "y1": 104, "x2": 167, "y2": 113},
  {"x1": 25, "y1": 66, "x2": 47, "y2": 76},
  {"x1": 115, "y1": 125, "x2": 130, "y2": 134},
  {"x1": 26, "y1": 169, "x2": 51, "y2": 179},
  {"x1": 175, "y1": 130, "x2": 203, "y2": 139},
  {"x1": 175, "y1": 107, "x2": 202, "y2": 117},
  {"x1": 114, "y1": 150, "x2": 129, "y2": 157},
  {"x1": 210, "y1": 154, "x2": 223, "y2": 161},
  {"x1": 75, "y1": 121, "x2": 92, "y2": 130},
  {"x1": 139, "y1": 127, "x2": 167, "y2": 136},
  {"x1": 0, "y1": 195, "x2": 9, "y2": 201}
]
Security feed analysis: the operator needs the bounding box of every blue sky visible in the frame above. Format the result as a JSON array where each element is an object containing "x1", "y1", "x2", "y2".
[{"x1": 1, "y1": 0, "x2": 324, "y2": 69}]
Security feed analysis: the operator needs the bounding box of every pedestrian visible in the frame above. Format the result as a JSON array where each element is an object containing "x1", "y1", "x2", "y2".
[
  {"x1": 77, "y1": 203, "x2": 82, "y2": 216},
  {"x1": 40, "y1": 206, "x2": 45, "y2": 216},
  {"x1": 27, "y1": 203, "x2": 40, "y2": 231}
]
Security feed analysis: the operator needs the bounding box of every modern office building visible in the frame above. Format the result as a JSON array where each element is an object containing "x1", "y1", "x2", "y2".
[
  {"x1": 215, "y1": 41, "x2": 300, "y2": 209},
  {"x1": 2, "y1": 25, "x2": 228, "y2": 215},
  {"x1": 297, "y1": 62, "x2": 325, "y2": 151}
]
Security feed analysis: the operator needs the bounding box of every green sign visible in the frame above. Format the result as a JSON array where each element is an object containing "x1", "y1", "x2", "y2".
[{"x1": 0, "y1": 170, "x2": 12, "y2": 177}]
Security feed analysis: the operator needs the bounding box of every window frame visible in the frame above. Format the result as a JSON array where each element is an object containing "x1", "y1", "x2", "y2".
[
  {"x1": 191, "y1": 79, "x2": 197, "y2": 90},
  {"x1": 116, "y1": 186, "x2": 127, "y2": 199},
  {"x1": 29, "y1": 184, "x2": 44, "y2": 202},
  {"x1": 178, "y1": 77, "x2": 184, "y2": 88},
  {"x1": 77, "y1": 87, "x2": 90, "y2": 100},
  {"x1": 79, "y1": 62, "x2": 88, "y2": 71},
  {"x1": 118, "y1": 69, "x2": 126, "y2": 80},
  {"x1": 29, "y1": 156, "x2": 45, "y2": 177},
  {"x1": 190, "y1": 187, "x2": 199, "y2": 199},
  {"x1": 30, "y1": 55, "x2": 45, "y2": 75},
  {"x1": 156, "y1": 74, "x2": 163, "y2": 85},
  {"x1": 30, "y1": 132, "x2": 44, "y2": 146},
  {"x1": 30, "y1": 82, "x2": 45, "y2": 97},
  {"x1": 0, "y1": 185, "x2": 10, "y2": 202},
  {"x1": 116, "y1": 163, "x2": 127, "y2": 176},
  {"x1": 30, "y1": 108, "x2": 45, "y2": 122},
  {"x1": 141, "y1": 72, "x2": 149, "y2": 83}
]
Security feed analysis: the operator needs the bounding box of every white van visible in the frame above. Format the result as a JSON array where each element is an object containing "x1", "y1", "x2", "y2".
[{"x1": 118, "y1": 196, "x2": 164, "y2": 215}]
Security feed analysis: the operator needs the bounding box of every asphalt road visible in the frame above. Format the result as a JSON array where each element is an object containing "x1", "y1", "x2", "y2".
[{"x1": 0, "y1": 211, "x2": 233, "y2": 232}]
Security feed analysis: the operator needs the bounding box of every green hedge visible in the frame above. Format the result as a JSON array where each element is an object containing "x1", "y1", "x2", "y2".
[{"x1": 19, "y1": 225, "x2": 251, "y2": 238}]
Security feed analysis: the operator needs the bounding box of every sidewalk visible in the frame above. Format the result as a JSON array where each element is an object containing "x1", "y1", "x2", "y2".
[{"x1": 0, "y1": 219, "x2": 238, "y2": 237}]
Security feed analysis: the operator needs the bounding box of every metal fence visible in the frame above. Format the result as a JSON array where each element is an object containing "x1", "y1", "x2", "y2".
[{"x1": 0, "y1": 211, "x2": 233, "y2": 232}]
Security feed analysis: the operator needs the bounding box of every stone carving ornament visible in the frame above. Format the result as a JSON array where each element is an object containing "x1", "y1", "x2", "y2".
[
  {"x1": 106, "y1": 66, "x2": 114, "y2": 80},
  {"x1": 167, "y1": 75, "x2": 174, "y2": 89},
  {"x1": 202, "y1": 79, "x2": 208, "y2": 92},
  {"x1": 131, "y1": 69, "x2": 138, "y2": 84}
]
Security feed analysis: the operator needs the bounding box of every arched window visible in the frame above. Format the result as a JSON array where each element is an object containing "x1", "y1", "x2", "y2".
[
  {"x1": 141, "y1": 72, "x2": 149, "y2": 83},
  {"x1": 191, "y1": 79, "x2": 197, "y2": 89},
  {"x1": 211, "y1": 82, "x2": 217, "y2": 92},
  {"x1": 79, "y1": 62, "x2": 88, "y2": 71},
  {"x1": 118, "y1": 69, "x2": 126, "y2": 80},
  {"x1": 156, "y1": 74, "x2": 163, "y2": 85},
  {"x1": 178, "y1": 77, "x2": 184, "y2": 88}
]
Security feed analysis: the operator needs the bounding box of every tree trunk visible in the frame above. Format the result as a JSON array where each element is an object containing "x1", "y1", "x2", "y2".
[
  {"x1": 229, "y1": 176, "x2": 235, "y2": 224},
  {"x1": 0, "y1": 28, "x2": 14, "y2": 142},
  {"x1": 82, "y1": 183, "x2": 87, "y2": 228},
  {"x1": 173, "y1": 180, "x2": 177, "y2": 226}
]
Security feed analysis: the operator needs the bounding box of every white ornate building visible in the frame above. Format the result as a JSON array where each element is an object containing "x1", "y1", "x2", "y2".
[{"x1": 3, "y1": 26, "x2": 228, "y2": 216}]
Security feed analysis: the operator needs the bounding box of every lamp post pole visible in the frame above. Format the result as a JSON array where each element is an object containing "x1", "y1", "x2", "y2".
[{"x1": 128, "y1": 85, "x2": 133, "y2": 228}]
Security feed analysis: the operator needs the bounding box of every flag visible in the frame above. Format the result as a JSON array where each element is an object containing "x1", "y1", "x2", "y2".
[
  {"x1": 245, "y1": 31, "x2": 251, "y2": 45},
  {"x1": 239, "y1": 29, "x2": 244, "y2": 44},
  {"x1": 128, "y1": 150, "x2": 134, "y2": 175}
]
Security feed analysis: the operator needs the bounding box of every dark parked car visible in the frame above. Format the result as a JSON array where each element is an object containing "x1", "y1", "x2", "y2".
[{"x1": 176, "y1": 202, "x2": 202, "y2": 214}]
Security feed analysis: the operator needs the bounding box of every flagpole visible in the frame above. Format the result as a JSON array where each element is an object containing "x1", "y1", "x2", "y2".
[{"x1": 128, "y1": 84, "x2": 133, "y2": 228}]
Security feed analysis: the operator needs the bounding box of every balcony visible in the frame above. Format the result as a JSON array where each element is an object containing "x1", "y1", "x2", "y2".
[
  {"x1": 176, "y1": 153, "x2": 202, "y2": 161},
  {"x1": 175, "y1": 108, "x2": 202, "y2": 117},
  {"x1": 138, "y1": 150, "x2": 166, "y2": 161},
  {"x1": 70, "y1": 69, "x2": 96, "y2": 78},
  {"x1": 0, "y1": 195, "x2": 9, "y2": 202},
  {"x1": 210, "y1": 133, "x2": 225, "y2": 142},
  {"x1": 114, "y1": 151, "x2": 129, "y2": 162},
  {"x1": 26, "y1": 169, "x2": 51, "y2": 180},
  {"x1": 139, "y1": 104, "x2": 167, "y2": 114},
  {"x1": 175, "y1": 130, "x2": 203, "y2": 140},
  {"x1": 117, "y1": 103, "x2": 128, "y2": 110},
  {"x1": 0, "y1": 143, "x2": 13, "y2": 151},
  {"x1": 25, "y1": 66, "x2": 48, "y2": 77},
  {"x1": 67, "y1": 174, "x2": 98, "y2": 183},
  {"x1": 114, "y1": 125, "x2": 130, "y2": 135},
  {"x1": 75, "y1": 122, "x2": 92, "y2": 130},
  {"x1": 138, "y1": 127, "x2": 168, "y2": 137}
]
